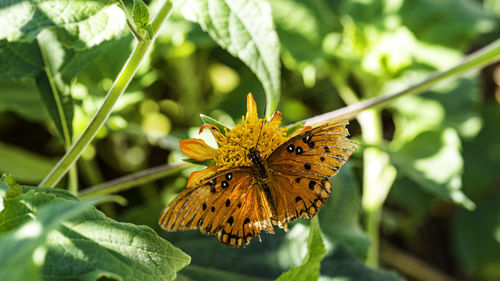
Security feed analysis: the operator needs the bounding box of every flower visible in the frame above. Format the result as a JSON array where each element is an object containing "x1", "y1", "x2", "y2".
[{"x1": 179, "y1": 93, "x2": 308, "y2": 185}]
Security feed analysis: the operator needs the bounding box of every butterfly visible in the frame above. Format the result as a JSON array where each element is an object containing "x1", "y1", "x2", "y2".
[{"x1": 159, "y1": 122, "x2": 356, "y2": 247}]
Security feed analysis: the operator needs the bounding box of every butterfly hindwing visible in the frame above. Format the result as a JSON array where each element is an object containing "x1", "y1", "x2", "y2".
[
  {"x1": 267, "y1": 120, "x2": 356, "y2": 223},
  {"x1": 159, "y1": 167, "x2": 274, "y2": 247},
  {"x1": 268, "y1": 173, "x2": 332, "y2": 224}
]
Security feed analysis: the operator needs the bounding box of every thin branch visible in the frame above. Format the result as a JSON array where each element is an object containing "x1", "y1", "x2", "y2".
[
  {"x1": 292, "y1": 39, "x2": 500, "y2": 127},
  {"x1": 39, "y1": 1, "x2": 174, "y2": 187},
  {"x1": 78, "y1": 163, "x2": 191, "y2": 199}
]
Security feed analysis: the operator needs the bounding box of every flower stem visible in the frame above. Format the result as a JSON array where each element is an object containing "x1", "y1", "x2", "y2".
[
  {"x1": 357, "y1": 109, "x2": 397, "y2": 266},
  {"x1": 39, "y1": 1, "x2": 174, "y2": 187},
  {"x1": 296, "y1": 38, "x2": 500, "y2": 127},
  {"x1": 78, "y1": 163, "x2": 190, "y2": 199}
]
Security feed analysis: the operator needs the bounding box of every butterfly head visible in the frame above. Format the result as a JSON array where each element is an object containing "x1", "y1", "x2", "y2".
[{"x1": 247, "y1": 149, "x2": 262, "y2": 165}]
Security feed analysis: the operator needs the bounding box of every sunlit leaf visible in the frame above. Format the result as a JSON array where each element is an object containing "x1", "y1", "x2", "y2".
[
  {"x1": 0, "y1": 0, "x2": 125, "y2": 49},
  {"x1": 176, "y1": 0, "x2": 281, "y2": 117},
  {"x1": 276, "y1": 217, "x2": 325, "y2": 281},
  {"x1": 0, "y1": 185, "x2": 191, "y2": 281},
  {"x1": 389, "y1": 129, "x2": 474, "y2": 210}
]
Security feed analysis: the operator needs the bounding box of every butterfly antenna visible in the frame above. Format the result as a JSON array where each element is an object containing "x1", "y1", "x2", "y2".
[{"x1": 253, "y1": 119, "x2": 265, "y2": 151}]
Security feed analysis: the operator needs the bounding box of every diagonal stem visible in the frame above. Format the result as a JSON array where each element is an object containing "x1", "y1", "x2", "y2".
[
  {"x1": 39, "y1": 1, "x2": 174, "y2": 187},
  {"x1": 294, "y1": 38, "x2": 500, "y2": 127},
  {"x1": 78, "y1": 163, "x2": 190, "y2": 199}
]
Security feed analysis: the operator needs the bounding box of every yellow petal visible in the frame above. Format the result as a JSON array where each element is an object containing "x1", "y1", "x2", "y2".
[
  {"x1": 269, "y1": 110, "x2": 282, "y2": 126},
  {"x1": 288, "y1": 125, "x2": 312, "y2": 138},
  {"x1": 179, "y1": 138, "x2": 218, "y2": 161},
  {"x1": 245, "y1": 93, "x2": 258, "y2": 123},
  {"x1": 187, "y1": 166, "x2": 219, "y2": 187},
  {"x1": 200, "y1": 124, "x2": 226, "y2": 144}
]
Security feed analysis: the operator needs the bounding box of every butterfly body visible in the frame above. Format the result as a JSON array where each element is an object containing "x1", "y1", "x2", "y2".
[
  {"x1": 159, "y1": 120, "x2": 356, "y2": 248},
  {"x1": 248, "y1": 149, "x2": 268, "y2": 179}
]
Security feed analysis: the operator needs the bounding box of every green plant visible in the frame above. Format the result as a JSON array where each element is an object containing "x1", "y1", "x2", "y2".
[{"x1": 1, "y1": 0, "x2": 500, "y2": 280}]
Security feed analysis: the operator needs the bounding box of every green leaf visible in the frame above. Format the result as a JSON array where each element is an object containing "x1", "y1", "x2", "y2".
[
  {"x1": 0, "y1": 29, "x2": 120, "y2": 142},
  {"x1": 319, "y1": 165, "x2": 370, "y2": 259},
  {"x1": 177, "y1": 0, "x2": 281, "y2": 117},
  {"x1": 200, "y1": 113, "x2": 231, "y2": 133},
  {"x1": 285, "y1": 121, "x2": 305, "y2": 137},
  {"x1": 389, "y1": 129, "x2": 475, "y2": 210},
  {"x1": 0, "y1": 185, "x2": 191, "y2": 281},
  {"x1": 133, "y1": 0, "x2": 150, "y2": 28},
  {"x1": 0, "y1": 40, "x2": 44, "y2": 78},
  {"x1": 0, "y1": 0, "x2": 125, "y2": 50},
  {"x1": 0, "y1": 79, "x2": 49, "y2": 121},
  {"x1": 0, "y1": 197, "x2": 96, "y2": 281},
  {"x1": 0, "y1": 174, "x2": 22, "y2": 212},
  {"x1": 276, "y1": 217, "x2": 326, "y2": 281},
  {"x1": 0, "y1": 142, "x2": 57, "y2": 184}
]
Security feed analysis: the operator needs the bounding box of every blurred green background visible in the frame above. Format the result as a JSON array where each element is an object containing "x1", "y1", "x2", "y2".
[{"x1": 1, "y1": 0, "x2": 500, "y2": 280}]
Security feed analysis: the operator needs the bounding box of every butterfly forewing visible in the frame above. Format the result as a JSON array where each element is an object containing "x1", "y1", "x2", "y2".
[
  {"x1": 267, "y1": 120, "x2": 356, "y2": 223},
  {"x1": 159, "y1": 167, "x2": 274, "y2": 247}
]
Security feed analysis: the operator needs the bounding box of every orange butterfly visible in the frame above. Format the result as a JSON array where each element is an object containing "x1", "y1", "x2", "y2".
[{"x1": 159, "y1": 93, "x2": 356, "y2": 247}]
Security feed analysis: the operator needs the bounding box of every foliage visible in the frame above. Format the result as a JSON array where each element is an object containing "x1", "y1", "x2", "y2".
[
  {"x1": 0, "y1": 176, "x2": 190, "y2": 281},
  {"x1": 1, "y1": 0, "x2": 500, "y2": 281}
]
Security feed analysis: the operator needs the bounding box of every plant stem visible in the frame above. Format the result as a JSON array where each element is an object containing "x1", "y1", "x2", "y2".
[
  {"x1": 39, "y1": 1, "x2": 174, "y2": 187},
  {"x1": 78, "y1": 163, "x2": 190, "y2": 199},
  {"x1": 295, "y1": 38, "x2": 500, "y2": 127},
  {"x1": 365, "y1": 206, "x2": 381, "y2": 266},
  {"x1": 68, "y1": 165, "x2": 78, "y2": 194},
  {"x1": 357, "y1": 109, "x2": 396, "y2": 266},
  {"x1": 37, "y1": 32, "x2": 79, "y2": 193}
]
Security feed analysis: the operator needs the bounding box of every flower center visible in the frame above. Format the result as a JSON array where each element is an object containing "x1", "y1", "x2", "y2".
[{"x1": 215, "y1": 118, "x2": 288, "y2": 169}]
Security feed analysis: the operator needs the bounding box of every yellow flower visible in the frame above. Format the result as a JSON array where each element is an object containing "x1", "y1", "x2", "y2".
[{"x1": 180, "y1": 93, "x2": 309, "y2": 185}]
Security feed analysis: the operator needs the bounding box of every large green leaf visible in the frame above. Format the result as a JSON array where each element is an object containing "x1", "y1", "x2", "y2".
[
  {"x1": 0, "y1": 31, "x2": 121, "y2": 142},
  {"x1": 35, "y1": 30, "x2": 75, "y2": 142},
  {"x1": 176, "y1": 0, "x2": 281, "y2": 117},
  {"x1": 276, "y1": 217, "x2": 326, "y2": 281},
  {"x1": 0, "y1": 0, "x2": 125, "y2": 49},
  {"x1": 0, "y1": 184, "x2": 191, "y2": 281},
  {"x1": 0, "y1": 1, "x2": 127, "y2": 141},
  {"x1": 0, "y1": 189, "x2": 96, "y2": 280}
]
